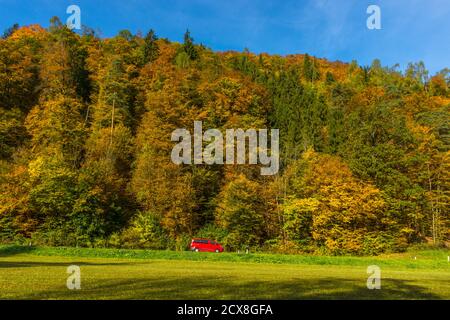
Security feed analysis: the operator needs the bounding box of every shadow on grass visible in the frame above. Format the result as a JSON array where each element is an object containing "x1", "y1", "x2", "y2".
[
  {"x1": 0, "y1": 245, "x2": 37, "y2": 257},
  {"x1": 12, "y1": 275, "x2": 443, "y2": 300},
  {"x1": 0, "y1": 260, "x2": 137, "y2": 268}
]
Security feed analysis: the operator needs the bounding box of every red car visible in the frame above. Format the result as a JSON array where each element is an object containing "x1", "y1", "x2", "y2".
[{"x1": 190, "y1": 238, "x2": 224, "y2": 253}]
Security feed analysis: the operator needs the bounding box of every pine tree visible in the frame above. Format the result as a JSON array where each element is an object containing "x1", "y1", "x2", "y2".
[
  {"x1": 182, "y1": 29, "x2": 198, "y2": 60},
  {"x1": 2, "y1": 23, "x2": 19, "y2": 39},
  {"x1": 143, "y1": 29, "x2": 159, "y2": 64},
  {"x1": 302, "y1": 54, "x2": 320, "y2": 82}
]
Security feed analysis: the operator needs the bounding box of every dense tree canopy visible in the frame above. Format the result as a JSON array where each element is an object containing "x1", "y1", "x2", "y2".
[{"x1": 0, "y1": 21, "x2": 448, "y2": 254}]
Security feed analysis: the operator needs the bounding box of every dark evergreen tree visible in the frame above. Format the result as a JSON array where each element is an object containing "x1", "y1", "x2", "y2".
[
  {"x1": 2, "y1": 23, "x2": 19, "y2": 39},
  {"x1": 143, "y1": 29, "x2": 159, "y2": 64},
  {"x1": 182, "y1": 29, "x2": 198, "y2": 60}
]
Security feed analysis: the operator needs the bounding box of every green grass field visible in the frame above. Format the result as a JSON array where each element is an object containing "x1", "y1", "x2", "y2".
[{"x1": 0, "y1": 245, "x2": 449, "y2": 299}]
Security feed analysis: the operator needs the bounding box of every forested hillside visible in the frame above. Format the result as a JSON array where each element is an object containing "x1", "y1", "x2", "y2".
[{"x1": 0, "y1": 19, "x2": 448, "y2": 255}]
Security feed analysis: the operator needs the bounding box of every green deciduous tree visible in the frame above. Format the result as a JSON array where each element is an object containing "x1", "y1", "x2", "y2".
[{"x1": 216, "y1": 175, "x2": 265, "y2": 249}]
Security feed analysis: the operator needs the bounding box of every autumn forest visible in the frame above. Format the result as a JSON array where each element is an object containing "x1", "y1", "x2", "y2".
[{"x1": 0, "y1": 19, "x2": 448, "y2": 255}]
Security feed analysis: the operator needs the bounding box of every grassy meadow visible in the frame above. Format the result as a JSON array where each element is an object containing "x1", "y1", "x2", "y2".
[{"x1": 0, "y1": 245, "x2": 448, "y2": 299}]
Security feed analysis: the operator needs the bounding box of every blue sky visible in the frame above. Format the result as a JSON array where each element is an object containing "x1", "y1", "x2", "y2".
[{"x1": 1, "y1": 0, "x2": 449, "y2": 74}]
